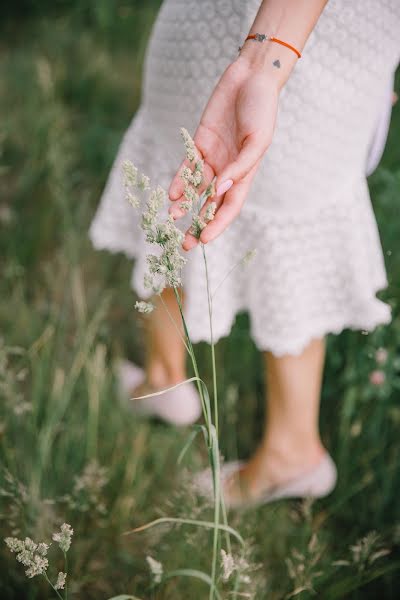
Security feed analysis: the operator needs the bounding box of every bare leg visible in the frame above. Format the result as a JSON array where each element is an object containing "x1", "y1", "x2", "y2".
[
  {"x1": 228, "y1": 337, "x2": 327, "y2": 499},
  {"x1": 142, "y1": 287, "x2": 187, "y2": 389}
]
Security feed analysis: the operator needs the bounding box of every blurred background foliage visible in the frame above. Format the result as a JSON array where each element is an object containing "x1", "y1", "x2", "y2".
[{"x1": 0, "y1": 2, "x2": 400, "y2": 599}]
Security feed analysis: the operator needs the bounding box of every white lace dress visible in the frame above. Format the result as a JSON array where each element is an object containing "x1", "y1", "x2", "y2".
[{"x1": 89, "y1": 0, "x2": 400, "y2": 356}]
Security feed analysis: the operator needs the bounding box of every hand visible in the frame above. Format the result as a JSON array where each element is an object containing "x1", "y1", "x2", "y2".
[{"x1": 168, "y1": 55, "x2": 279, "y2": 250}]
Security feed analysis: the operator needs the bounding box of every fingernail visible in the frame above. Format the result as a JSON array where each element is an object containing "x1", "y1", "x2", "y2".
[{"x1": 216, "y1": 179, "x2": 233, "y2": 196}]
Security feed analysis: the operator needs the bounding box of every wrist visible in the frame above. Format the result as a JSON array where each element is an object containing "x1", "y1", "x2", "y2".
[{"x1": 237, "y1": 38, "x2": 298, "y2": 92}]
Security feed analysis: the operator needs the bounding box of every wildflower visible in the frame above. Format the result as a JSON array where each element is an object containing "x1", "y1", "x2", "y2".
[
  {"x1": 204, "y1": 179, "x2": 216, "y2": 199},
  {"x1": 126, "y1": 191, "x2": 140, "y2": 208},
  {"x1": 146, "y1": 555, "x2": 163, "y2": 584},
  {"x1": 138, "y1": 173, "x2": 151, "y2": 191},
  {"x1": 220, "y1": 549, "x2": 235, "y2": 581},
  {"x1": 135, "y1": 300, "x2": 155, "y2": 314},
  {"x1": 123, "y1": 161, "x2": 187, "y2": 291},
  {"x1": 180, "y1": 166, "x2": 193, "y2": 184},
  {"x1": 52, "y1": 523, "x2": 73, "y2": 553},
  {"x1": 349, "y1": 531, "x2": 390, "y2": 570},
  {"x1": 5, "y1": 536, "x2": 49, "y2": 578},
  {"x1": 192, "y1": 160, "x2": 204, "y2": 186},
  {"x1": 375, "y1": 347, "x2": 388, "y2": 365},
  {"x1": 220, "y1": 549, "x2": 250, "y2": 583},
  {"x1": 369, "y1": 370, "x2": 385, "y2": 386},
  {"x1": 179, "y1": 199, "x2": 193, "y2": 212},
  {"x1": 148, "y1": 186, "x2": 167, "y2": 216},
  {"x1": 180, "y1": 163, "x2": 203, "y2": 187},
  {"x1": 286, "y1": 534, "x2": 324, "y2": 597},
  {"x1": 190, "y1": 214, "x2": 207, "y2": 238},
  {"x1": 204, "y1": 201, "x2": 217, "y2": 222},
  {"x1": 54, "y1": 571, "x2": 67, "y2": 590},
  {"x1": 180, "y1": 127, "x2": 198, "y2": 162},
  {"x1": 122, "y1": 160, "x2": 138, "y2": 187},
  {"x1": 183, "y1": 185, "x2": 199, "y2": 205}
]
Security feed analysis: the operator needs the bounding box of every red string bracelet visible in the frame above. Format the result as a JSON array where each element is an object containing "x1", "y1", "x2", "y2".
[{"x1": 240, "y1": 33, "x2": 302, "y2": 59}]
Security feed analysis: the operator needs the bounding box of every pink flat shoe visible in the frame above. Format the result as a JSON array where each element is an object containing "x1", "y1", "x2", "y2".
[
  {"x1": 193, "y1": 452, "x2": 337, "y2": 510},
  {"x1": 116, "y1": 359, "x2": 202, "y2": 426}
]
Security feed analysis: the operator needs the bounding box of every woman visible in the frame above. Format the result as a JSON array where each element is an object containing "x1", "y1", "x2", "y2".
[{"x1": 89, "y1": 0, "x2": 400, "y2": 508}]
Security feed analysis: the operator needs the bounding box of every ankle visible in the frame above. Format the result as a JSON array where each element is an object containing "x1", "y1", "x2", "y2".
[
  {"x1": 163, "y1": 371, "x2": 187, "y2": 386},
  {"x1": 260, "y1": 434, "x2": 326, "y2": 467},
  {"x1": 146, "y1": 360, "x2": 186, "y2": 388}
]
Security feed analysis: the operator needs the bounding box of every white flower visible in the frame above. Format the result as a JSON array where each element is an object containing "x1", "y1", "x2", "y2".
[
  {"x1": 204, "y1": 179, "x2": 216, "y2": 200},
  {"x1": 122, "y1": 141, "x2": 205, "y2": 293},
  {"x1": 184, "y1": 185, "x2": 199, "y2": 205},
  {"x1": 180, "y1": 166, "x2": 193, "y2": 184},
  {"x1": 122, "y1": 160, "x2": 138, "y2": 186},
  {"x1": 148, "y1": 185, "x2": 167, "y2": 214},
  {"x1": 52, "y1": 523, "x2": 73, "y2": 553},
  {"x1": 220, "y1": 549, "x2": 235, "y2": 581},
  {"x1": 25, "y1": 554, "x2": 49, "y2": 578},
  {"x1": 220, "y1": 549, "x2": 251, "y2": 583},
  {"x1": 180, "y1": 127, "x2": 198, "y2": 162},
  {"x1": 5, "y1": 536, "x2": 49, "y2": 578},
  {"x1": 204, "y1": 202, "x2": 217, "y2": 222},
  {"x1": 135, "y1": 300, "x2": 155, "y2": 314},
  {"x1": 180, "y1": 161, "x2": 204, "y2": 187},
  {"x1": 193, "y1": 159, "x2": 204, "y2": 184},
  {"x1": 54, "y1": 571, "x2": 67, "y2": 590},
  {"x1": 180, "y1": 199, "x2": 192, "y2": 212},
  {"x1": 146, "y1": 555, "x2": 163, "y2": 584},
  {"x1": 190, "y1": 214, "x2": 207, "y2": 238},
  {"x1": 138, "y1": 173, "x2": 151, "y2": 191},
  {"x1": 126, "y1": 191, "x2": 140, "y2": 208}
]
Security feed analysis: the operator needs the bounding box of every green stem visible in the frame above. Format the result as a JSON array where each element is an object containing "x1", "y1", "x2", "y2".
[
  {"x1": 172, "y1": 285, "x2": 219, "y2": 600},
  {"x1": 202, "y1": 246, "x2": 232, "y2": 555},
  {"x1": 64, "y1": 551, "x2": 68, "y2": 600},
  {"x1": 202, "y1": 245, "x2": 218, "y2": 435},
  {"x1": 44, "y1": 572, "x2": 64, "y2": 600},
  {"x1": 200, "y1": 246, "x2": 219, "y2": 600},
  {"x1": 201, "y1": 245, "x2": 233, "y2": 598},
  {"x1": 172, "y1": 287, "x2": 211, "y2": 425}
]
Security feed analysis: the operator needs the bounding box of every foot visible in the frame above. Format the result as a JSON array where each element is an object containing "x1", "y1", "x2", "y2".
[
  {"x1": 116, "y1": 359, "x2": 202, "y2": 426},
  {"x1": 193, "y1": 443, "x2": 336, "y2": 509},
  {"x1": 225, "y1": 442, "x2": 326, "y2": 505}
]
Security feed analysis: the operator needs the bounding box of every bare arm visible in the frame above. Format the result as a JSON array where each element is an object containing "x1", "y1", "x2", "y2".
[
  {"x1": 240, "y1": 0, "x2": 329, "y2": 90},
  {"x1": 169, "y1": 0, "x2": 329, "y2": 250}
]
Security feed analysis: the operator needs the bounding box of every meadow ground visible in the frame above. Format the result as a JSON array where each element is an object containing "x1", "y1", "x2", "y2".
[{"x1": 1, "y1": 3, "x2": 400, "y2": 598}]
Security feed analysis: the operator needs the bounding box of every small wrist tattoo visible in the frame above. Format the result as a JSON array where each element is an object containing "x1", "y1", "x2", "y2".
[{"x1": 272, "y1": 59, "x2": 281, "y2": 68}]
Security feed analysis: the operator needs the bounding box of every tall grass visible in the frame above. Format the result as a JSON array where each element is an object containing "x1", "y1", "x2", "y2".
[{"x1": 1, "y1": 4, "x2": 400, "y2": 598}]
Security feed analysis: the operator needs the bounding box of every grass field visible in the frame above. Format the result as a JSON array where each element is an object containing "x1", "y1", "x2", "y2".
[{"x1": 1, "y1": 3, "x2": 400, "y2": 598}]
